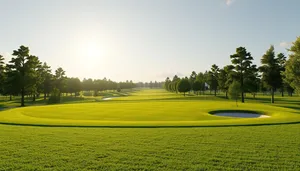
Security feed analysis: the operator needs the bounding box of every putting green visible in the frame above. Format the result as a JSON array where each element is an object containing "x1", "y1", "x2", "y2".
[{"x1": 0, "y1": 101, "x2": 300, "y2": 127}]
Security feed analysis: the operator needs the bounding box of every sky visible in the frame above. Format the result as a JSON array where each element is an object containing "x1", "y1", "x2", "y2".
[{"x1": 0, "y1": 0, "x2": 299, "y2": 82}]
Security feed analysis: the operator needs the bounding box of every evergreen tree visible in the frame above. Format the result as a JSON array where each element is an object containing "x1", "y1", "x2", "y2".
[
  {"x1": 284, "y1": 37, "x2": 300, "y2": 94},
  {"x1": 259, "y1": 45, "x2": 281, "y2": 103},
  {"x1": 230, "y1": 47, "x2": 254, "y2": 103},
  {"x1": 8, "y1": 46, "x2": 41, "y2": 106}
]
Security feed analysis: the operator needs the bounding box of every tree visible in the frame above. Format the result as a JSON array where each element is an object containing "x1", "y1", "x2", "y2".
[
  {"x1": 171, "y1": 75, "x2": 180, "y2": 93},
  {"x1": 177, "y1": 78, "x2": 191, "y2": 96},
  {"x1": 208, "y1": 64, "x2": 219, "y2": 96},
  {"x1": 8, "y1": 46, "x2": 41, "y2": 106},
  {"x1": 192, "y1": 80, "x2": 202, "y2": 95},
  {"x1": 82, "y1": 78, "x2": 94, "y2": 92},
  {"x1": 48, "y1": 88, "x2": 61, "y2": 104},
  {"x1": 230, "y1": 47, "x2": 254, "y2": 103},
  {"x1": 3, "y1": 65, "x2": 19, "y2": 100},
  {"x1": 39, "y1": 62, "x2": 53, "y2": 100},
  {"x1": 164, "y1": 77, "x2": 171, "y2": 91},
  {"x1": 54, "y1": 67, "x2": 66, "y2": 97},
  {"x1": 26, "y1": 55, "x2": 42, "y2": 102},
  {"x1": 0, "y1": 55, "x2": 5, "y2": 95},
  {"x1": 196, "y1": 72, "x2": 206, "y2": 94},
  {"x1": 189, "y1": 71, "x2": 197, "y2": 93},
  {"x1": 218, "y1": 65, "x2": 234, "y2": 98},
  {"x1": 259, "y1": 45, "x2": 281, "y2": 103},
  {"x1": 66, "y1": 77, "x2": 82, "y2": 96},
  {"x1": 277, "y1": 53, "x2": 287, "y2": 97},
  {"x1": 284, "y1": 36, "x2": 300, "y2": 94},
  {"x1": 244, "y1": 65, "x2": 259, "y2": 98},
  {"x1": 228, "y1": 81, "x2": 241, "y2": 107}
]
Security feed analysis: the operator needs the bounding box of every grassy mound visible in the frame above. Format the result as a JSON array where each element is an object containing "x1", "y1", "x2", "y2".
[
  {"x1": 1, "y1": 89, "x2": 300, "y2": 127},
  {"x1": 1, "y1": 100, "x2": 299, "y2": 127}
]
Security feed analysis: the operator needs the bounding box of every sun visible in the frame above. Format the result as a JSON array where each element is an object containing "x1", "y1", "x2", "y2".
[
  {"x1": 85, "y1": 43, "x2": 101, "y2": 59},
  {"x1": 75, "y1": 39, "x2": 106, "y2": 64}
]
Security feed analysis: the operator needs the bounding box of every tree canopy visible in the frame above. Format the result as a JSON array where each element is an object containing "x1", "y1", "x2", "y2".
[
  {"x1": 177, "y1": 78, "x2": 191, "y2": 96},
  {"x1": 284, "y1": 37, "x2": 300, "y2": 94}
]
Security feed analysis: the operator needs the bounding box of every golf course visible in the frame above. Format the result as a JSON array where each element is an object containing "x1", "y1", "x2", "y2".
[
  {"x1": 0, "y1": 89, "x2": 300, "y2": 170},
  {"x1": 1, "y1": 1, "x2": 300, "y2": 170},
  {"x1": 1, "y1": 89, "x2": 300, "y2": 127}
]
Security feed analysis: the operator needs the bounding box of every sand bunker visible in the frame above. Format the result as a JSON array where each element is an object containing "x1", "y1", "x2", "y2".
[
  {"x1": 102, "y1": 97, "x2": 113, "y2": 100},
  {"x1": 213, "y1": 112, "x2": 270, "y2": 118}
]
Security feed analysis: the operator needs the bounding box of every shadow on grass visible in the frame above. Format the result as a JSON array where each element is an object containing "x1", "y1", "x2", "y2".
[{"x1": 1, "y1": 121, "x2": 300, "y2": 128}]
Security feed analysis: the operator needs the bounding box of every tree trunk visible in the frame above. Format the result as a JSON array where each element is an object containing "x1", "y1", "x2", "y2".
[
  {"x1": 253, "y1": 93, "x2": 256, "y2": 99},
  {"x1": 214, "y1": 89, "x2": 217, "y2": 96},
  {"x1": 271, "y1": 88, "x2": 274, "y2": 103},
  {"x1": 241, "y1": 74, "x2": 244, "y2": 103},
  {"x1": 44, "y1": 92, "x2": 47, "y2": 100},
  {"x1": 32, "y1": 94, "x2": 36, "y2": 102},
  {"x1": 281, "y1": 90, "x2": 284, "y2": 97},
  {"x1": 225, "y1": 91, "x2": 228, "y2": 99},
  {"x1": 241, "y1": 92, "x2": 244, "y2": 103},
  {"x1": 21, "y1": 88, "x2": 25, "y2": 107},
  {"x1": 9, "y1": 95, "x2": 12, "y2": 101}
]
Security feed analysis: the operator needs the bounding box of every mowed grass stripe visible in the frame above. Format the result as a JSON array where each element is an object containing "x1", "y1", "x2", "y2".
[{"x1": 0, "y1": 124, "x2": 299, "y2": 170}]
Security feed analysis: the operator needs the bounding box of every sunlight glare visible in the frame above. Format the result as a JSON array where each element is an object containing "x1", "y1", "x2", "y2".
[{"x1": 85, "y1": 42, "x2": 102, "y2": 60}]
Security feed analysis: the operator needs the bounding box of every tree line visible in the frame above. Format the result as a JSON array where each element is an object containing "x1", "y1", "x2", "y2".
[
  {"x1": 164, "y1": 37, "x2": 300, "y2": 103},
  {"x1": 0, "y1": 46, "x2": 136, "y2": 106},
  {"x1": 136, "y1": 81, "x2": 164, "y2": 89}
]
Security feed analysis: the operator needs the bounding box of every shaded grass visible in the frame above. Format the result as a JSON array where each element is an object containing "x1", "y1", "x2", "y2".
[{"x1": 0, "y1": 89, "x2": 136, "y2": 108}]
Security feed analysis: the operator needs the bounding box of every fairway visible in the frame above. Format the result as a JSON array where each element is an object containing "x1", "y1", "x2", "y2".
[
  {"x1": 2, "y1": 2, "x2": 300, "y2": 170},
  {"x1": 0, "y1": 89, "x2": 300, "y2": 127},
  {"x1": 0, "y1": 124, "x2": 299, "y2": 170},
  {"x1": 1, "y1": 89, "x2": 300, "y2": 170}
]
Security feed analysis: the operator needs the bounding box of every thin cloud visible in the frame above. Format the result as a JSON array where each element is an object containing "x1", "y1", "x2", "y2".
[
  {"x1": 279, "y1": 41, "x2": 292, "y2": 48},
  {"x1": 226, "y1": 0, "x2": 235, "y2": 6}
]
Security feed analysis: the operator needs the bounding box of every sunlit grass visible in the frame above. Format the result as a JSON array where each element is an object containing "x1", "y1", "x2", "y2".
[
  {"x1": 0, "y1": 89, "x2": 300, "y2": 170},
  {"x1": 0, "y1": 124, "x2": 299, "y2": 170},
  {"x1": 0, "y1": 89, "x2": 300, "y2": 127}
]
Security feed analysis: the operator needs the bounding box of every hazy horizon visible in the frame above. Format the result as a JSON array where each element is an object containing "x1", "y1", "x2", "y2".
[{"x1": 0, "y1": 0, "x2": 299, "y2": 82}]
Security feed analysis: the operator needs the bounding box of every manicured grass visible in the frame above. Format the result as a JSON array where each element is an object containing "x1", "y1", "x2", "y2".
[
  {"x1": 0, "y1": 89, "x2": 300, "y2": 127},
  {"x1": 1, "y1": 101, "x2": 300, "y2": 127},
  {"x1": 0, "y1": 124, "x2": 299, "y2": 170},
  {"x1": 0, "y1": 89, "x2": 300, "y2": 170}
]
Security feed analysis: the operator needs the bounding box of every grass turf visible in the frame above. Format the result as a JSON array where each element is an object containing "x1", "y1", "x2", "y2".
[
  {"x1": 0, "y1": 89, "x2": 300, "y2": 170},
  {"x1": 0, "y1": 89, "x2": 300, "y2": 127},
  {"x1": 0, "y1": 124, "x2": 299, "y2": 170}
]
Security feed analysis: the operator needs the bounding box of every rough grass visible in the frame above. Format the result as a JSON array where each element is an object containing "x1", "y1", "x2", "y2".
[{"x1": 0, "y1": 124, "x2": 299, "y2": 170}]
